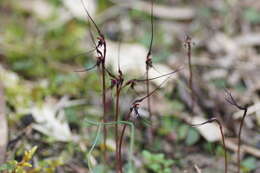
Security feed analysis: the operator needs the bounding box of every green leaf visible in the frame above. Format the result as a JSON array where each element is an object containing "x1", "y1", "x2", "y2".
[
  {"x1": 242, "y1": 157, "x2": 257, "y2": 171},
  {"x1": 171, "y1": 100, "x2": 184, "y2": 112},
  {"x1": 244, "y1": 8, "x2": 260, "y2": 24},
  {"x1": 211, "y1": 78, "x2": 227, "y2": 88},
  {"x1": 163, "y1": 160, "x2": 174, "y2": 167},
  {"x1": 185, "y1": 128, "x2": 200, "y2": 146},
  {"x1": 163, "y1": 168, "x2": 172, "y2": 173},
  {"x1": 149, "y1": 164, "x2": 161, "y2": 171},
  {"x1": 142, "y1": 150, "x2": 151, "y2": 160},
  {"x1": 93, "y1": 164, "x2": 107, "y2": 173},
  {"x1": 0, "y1": 161, "x2": 16, "y2": 171},
  {"x1": 152, "y1": 154, "x2": 164, "y2": 162},
  {"x1": 216, "y1": 145, "x2": 225, "y2": 157},
  {"x1": 178, "y1": 124, "x2": 189, "y2": 140}
]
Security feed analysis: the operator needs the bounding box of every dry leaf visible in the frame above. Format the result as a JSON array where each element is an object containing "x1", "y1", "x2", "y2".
[
  {"x1": 191, "y1": 117, "x2": 221, "y2": 142},
  {"x1": 31, "y1": 98, "x2": 72, "y2": 141}
]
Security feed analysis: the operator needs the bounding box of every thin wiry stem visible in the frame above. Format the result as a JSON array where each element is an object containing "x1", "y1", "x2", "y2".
[
  {"x1": 101, "y1": 59, "x2": 107, "y2": 162},
  {"x1": 109, "y1": 64, "x2": 178, "y2": 173},
  {"x1": 115, "y1": 87, "x2": 121, "y2": 173},
  {"x1": 118, "y1": 72, "x2": 176, "y2": 173},
  {"x1": 146, "y1": 0, "x2": 154, "y2": 119},
  {"x1": 74, "y1": 63, "x2": 97, "y2": 72},
  {"x1": 80, "y1": 0, "x2": 108, "y2": 162},
  {"x1": 191, "y1": 117, "x2": 228, "y2": 173},
  {"x1": 115, "y1": 41, "x2": 123, "y2": 173},
  {"x1": 217, "y1": 121, "x2": 228, "y2": 173},
  {"x1": 133, "y1": 76, "x2": 171, "y2": 105},
  {"x1": 135, "y1": 67, "x2": 182, "y2": 82},
  {"x1": 122, "y1": 68, "x2": 182, "y2": 91},
  {"x1": 105, "y1": 43, "x2": 124, "y2": 172},
  {"x1": 80, "y1": 0, "x2": 102, "y2": 36},
  {"x1": 185, "y1": 35, "x2": 195, "y2": 114},
  {"x1": 118, "y1": 110, "x2": 133, "y2": 173},
  {"x1": 224, "y1": 89, "x2": 248, "y2": 173},
  {"x1": 237, "y1": 108, "x2": 247, "y2": 173}
]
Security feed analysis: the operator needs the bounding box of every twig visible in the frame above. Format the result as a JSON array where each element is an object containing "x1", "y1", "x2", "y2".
[
  {"x1": 194, "y1": 164, "x2": 202, "y2": 173},
  {"x1": 225, "y1": 138, "x2": 260, "y2": 158}
]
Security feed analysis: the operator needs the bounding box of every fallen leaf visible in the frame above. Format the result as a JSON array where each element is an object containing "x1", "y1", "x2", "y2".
[
  {"x1": 31, "y1": 98, "x2": 72, "y2": 141},
  {"x1": 185, "y1": 128, "x2": 200, "y2": 146}
]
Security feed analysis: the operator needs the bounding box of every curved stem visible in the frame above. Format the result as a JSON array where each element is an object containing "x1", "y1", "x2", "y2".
[
  {"x1": 87, "y1": 124, "x2": 102, "y2": 173},
  {"x1": 237, "y1": 108, "x2": 247, "y2": 173}
]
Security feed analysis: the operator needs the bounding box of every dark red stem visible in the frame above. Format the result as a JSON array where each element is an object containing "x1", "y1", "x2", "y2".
[
  {"x1": 118, "y1": 110, "x2": 132, "y2": 173},
  {"x1": 237, "y1": 108, "x2": 248, "y2": 173},
  {"x1": 115, "y1": 87, "x2": 121, "y2": 173}
]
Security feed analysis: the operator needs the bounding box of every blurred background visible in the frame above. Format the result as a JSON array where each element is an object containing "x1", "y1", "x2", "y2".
[{"x1": 0, "y1": 0, "x2": 260, "y2": 172}]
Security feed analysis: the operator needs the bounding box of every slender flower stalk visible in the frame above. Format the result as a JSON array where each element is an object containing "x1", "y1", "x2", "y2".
[
  {"x1": 118, "y1": 74, "x2": 176, "y2": 172},
  {"x1": 225, "y1": 90, "x2": 248, "y2": 173},
  {"x1": 145, "y1": 0, "x2": 154, "y2": 119},
  {"x1": 184, "y1": 35, "x2": 195, "y2": 114},
  {"x1": 80, "y1": 0, "x2": 108, "y2": 161}
]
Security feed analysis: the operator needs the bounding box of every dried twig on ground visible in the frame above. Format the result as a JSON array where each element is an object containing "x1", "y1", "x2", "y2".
[{"x1": 225, "y1": 138, "x2": 260, "y2": 158}]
